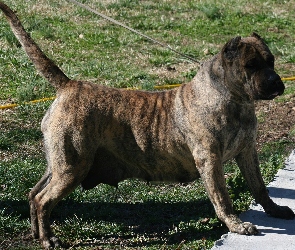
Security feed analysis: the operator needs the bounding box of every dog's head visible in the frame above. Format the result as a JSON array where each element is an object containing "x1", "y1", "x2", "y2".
[{"x1": 221, "y1": 33, "x2": 284, "y2": 100}]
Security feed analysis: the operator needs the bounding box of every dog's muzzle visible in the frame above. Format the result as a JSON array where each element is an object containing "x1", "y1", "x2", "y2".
[{"x1": 256, "y1": 69, "x2": 285, "y2": 100}]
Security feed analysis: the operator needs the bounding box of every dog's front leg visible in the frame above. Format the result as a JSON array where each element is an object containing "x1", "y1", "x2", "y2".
[
  {"x1": 236, "y1": 146, "x2": 295, "y2": 220},
  {"x1": 195, "y1": 153, "x2": 258, "y2": 235}
]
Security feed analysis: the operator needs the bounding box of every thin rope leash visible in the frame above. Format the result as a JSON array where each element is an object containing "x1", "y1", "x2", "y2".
[
  {"x1": 67, "y1": 0, "x2": 200, "y2": 64},
  {"x1": 1, "y1": 1, "x2": 295, "y2": 110}
]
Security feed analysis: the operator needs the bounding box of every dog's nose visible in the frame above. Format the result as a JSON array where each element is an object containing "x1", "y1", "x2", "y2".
[
  {"x1": 275, "y1": 78, "x2": 285, "y2": 95},
  {"x1": 268, "y1": 73, "x2": 285, "y2": 92},
  {"x1": 278, "y1": 83, "x2": 285, "y2": 95},
  {"x1": 268, "y1": 73, "x2": 281, "y2": 82}
]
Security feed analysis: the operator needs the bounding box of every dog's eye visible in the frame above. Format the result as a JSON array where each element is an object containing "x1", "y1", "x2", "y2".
[
  {"x1": 245, "y1": 60, "x2": 257, "y2": 69},
  {"x1": 266, "y1": 55, "x2": 275, "y2": 68},
  {"x1": 268, "y1": 59, "x2": 274, "y2": 68}
]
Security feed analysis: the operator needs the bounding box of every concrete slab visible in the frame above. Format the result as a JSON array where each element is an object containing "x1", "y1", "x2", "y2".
[{"x1": 212, "y1": 150, "x2": 295, "y2": 250}]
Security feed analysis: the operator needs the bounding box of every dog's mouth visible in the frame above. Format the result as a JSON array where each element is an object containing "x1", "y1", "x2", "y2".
[
  {"x1": 265, "y1": 86, "x2": 285, "y2": 100},
  {"x1": 253, "y1": 70, "x2": 285, "y2": 100},
  {"x1": 267, "y1": 91, "x2": 280, "y2": 99},
  {"x1": 257, "y1": 86, "x2": 284, "y2": 100}
]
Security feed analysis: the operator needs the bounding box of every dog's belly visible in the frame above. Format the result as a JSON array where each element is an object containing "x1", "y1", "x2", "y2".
[{"x1": 81, "y1": 145, "x2": 199, "y2": 190}]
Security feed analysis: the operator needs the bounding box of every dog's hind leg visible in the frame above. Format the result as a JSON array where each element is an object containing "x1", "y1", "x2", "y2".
[
  {"x1": 31, "y1": 134, "x2": 95, "y2": 248},
  {"x1": 28, "y1": 168, "x2": 52, "y2": 239},
  {"x1": 33, "y1": 163, "x2": 89, "y2": 249}
]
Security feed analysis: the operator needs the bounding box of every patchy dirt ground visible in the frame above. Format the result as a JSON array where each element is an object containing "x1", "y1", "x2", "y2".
[{"x1": 255, "y1": 95, "x2": 295, "y2": 151}]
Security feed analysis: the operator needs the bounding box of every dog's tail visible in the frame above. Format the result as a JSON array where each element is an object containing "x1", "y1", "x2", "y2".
[{"x1": 0, "y1": 2, "x2": 70, "y2": 89}]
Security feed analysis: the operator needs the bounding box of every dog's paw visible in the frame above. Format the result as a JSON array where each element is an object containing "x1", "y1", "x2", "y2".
[
  {"x1": 231, "y1": 222, "x2": 259, "y2": 235},
  {"x1": 42, "y1": 236, "x2": 62, "y2": 249},
  {"x1": 267, "y1": 205, "x2": 295, "y2": 220}
]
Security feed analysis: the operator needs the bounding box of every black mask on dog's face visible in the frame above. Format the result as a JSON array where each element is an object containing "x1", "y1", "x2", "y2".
[
  {"x1": 251, "y1": 67, "x2": 285, "y2": 100},
  {"x1": 243, "y1": 33, "x2": 284, "y2": 100},
  {"x1": 221, "y1": 33, "x2": 285, "y2": 101}
]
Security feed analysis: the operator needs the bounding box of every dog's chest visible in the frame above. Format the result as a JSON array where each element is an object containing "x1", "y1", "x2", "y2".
[{"x1": 221, "y1": 109, "x2": 257, "y2": 160}]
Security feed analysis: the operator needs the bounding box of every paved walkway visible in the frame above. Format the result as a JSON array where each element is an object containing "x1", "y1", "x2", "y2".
[{"x1": 212, "y1": 150, "x2": 295, "y2": 250}]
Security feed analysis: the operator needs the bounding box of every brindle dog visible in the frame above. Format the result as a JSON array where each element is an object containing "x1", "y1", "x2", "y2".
[{"x1": 0, "y1": 2, "x2": 294, "y2": 249}]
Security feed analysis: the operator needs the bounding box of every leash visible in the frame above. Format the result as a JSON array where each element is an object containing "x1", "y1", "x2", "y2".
[
  {"x1": 1, "y1": 1, "x2": 295, "y2": 110},
  {"x1": 67, "y1": 0, "x2": 200, "y2": 64}
]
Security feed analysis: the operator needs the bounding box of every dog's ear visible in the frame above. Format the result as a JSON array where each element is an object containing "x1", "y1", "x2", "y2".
[
  {"x1": 222, "y1": 36, "x2": 242, "y2": 62},
  {"x1": 251, "y1": 32, "x2": 262, "y2": 40},
  {"x1": 251, "y1": 32, "x2": 267, "y2": 45}
]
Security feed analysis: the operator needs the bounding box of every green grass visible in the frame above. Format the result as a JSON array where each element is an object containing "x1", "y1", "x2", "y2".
[
  {"x1": 1, "y1": 0, "x2": 295, "y2": 101},
  {"x1": 1, "y1": 0, "x2": 295, "y2": 249}
]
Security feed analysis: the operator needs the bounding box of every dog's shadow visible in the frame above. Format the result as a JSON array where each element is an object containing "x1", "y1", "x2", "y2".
[
  {"x1": 0, "y1": 197, "x2": 225, "y2": 247},
  {"x1": 58, "y1": 198, "x2": 222, "y2": 244}
]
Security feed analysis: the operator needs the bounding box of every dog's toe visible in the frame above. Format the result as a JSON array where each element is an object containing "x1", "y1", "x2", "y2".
[
  {"x1": 231, "y1": 222, "x2": 259, "y2": 235},
  {"x1": 42, "y1": 240, "x2": 52, "y2": 250},
  {"x1": 42, "y1": 236, "x2": 62, "y2": 249},
  {"x1": 51, "y1": 236, "x2": 62, "y2": 247},
  {"x1": 267, "y1": 205, "x2": 295, "y2": 220},
  {"x1": 242, "y1": 222, "x2": 259, "y2": 235}
]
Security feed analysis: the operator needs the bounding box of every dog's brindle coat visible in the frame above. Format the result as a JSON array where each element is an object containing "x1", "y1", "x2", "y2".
[{"x1": 1, "y1": 2, "x2": 294, "y2": 248}]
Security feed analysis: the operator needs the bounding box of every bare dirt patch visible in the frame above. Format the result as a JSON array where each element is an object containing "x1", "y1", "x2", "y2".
[{"x1": 255, "y1": 96, "x2": 295, "y2": 151}]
